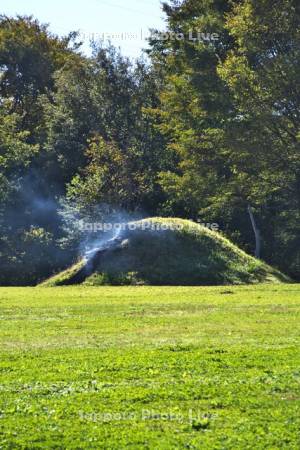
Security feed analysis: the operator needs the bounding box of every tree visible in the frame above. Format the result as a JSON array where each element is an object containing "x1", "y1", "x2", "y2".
[
  {"x1": 0, "y1": 15, "x2": 80, "y2": 132},
  {"x1": 0, "y1": 101, "x2": 38, "y2": 203},
  {"x1": 63, "y1": 46, "x2": 169, "y2": 215},
  {"x1": 149, "y1": 0, "x2": 300, "y2": 277},
  {"x1": 218, "y1": 0, "x2": 300, "y2": 276},
  {"x1": 0, "y1": 16, "x2": 82, "y2": 285}
]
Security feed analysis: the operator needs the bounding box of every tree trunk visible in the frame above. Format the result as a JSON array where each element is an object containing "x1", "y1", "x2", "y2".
[{"x1": 247, "y1": 204, "x2": 261, "y2": 259}]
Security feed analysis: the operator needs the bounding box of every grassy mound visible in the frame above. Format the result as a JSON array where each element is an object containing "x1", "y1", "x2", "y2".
[{"x1": 41, "y1": 218, "x2": 289, "y2": 286}]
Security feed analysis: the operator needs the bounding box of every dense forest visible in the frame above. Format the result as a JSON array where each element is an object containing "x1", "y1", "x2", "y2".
[{"x1": 0, "y1": 0, "x2": 299, "y2": 285}]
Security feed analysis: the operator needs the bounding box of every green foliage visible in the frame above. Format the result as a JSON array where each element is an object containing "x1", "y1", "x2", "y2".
[
  {"x1": 0, "y1": 15, "x2": 79, "y2": 126},
  {"x1": 150, "y1": 0, "x2": 300, "y2": 278},
  {"x1": 0, "y1": 16, "x2": 82, "y2": 285},
  {"x1": 67, "y1": 136, "x2": 140, "y2": 209},
  {"x1": 60, "y1": 47, "x2": 169, "y2": 213},
  {"x1": 0, "y1": 285, "x2": 299, "y2": 447},
  {"x1": 0, "y1": 103, "x2": 38, "y2": 202},
  {"x1": 217, "y1": 0, "x2": 300, "y2": 278}
]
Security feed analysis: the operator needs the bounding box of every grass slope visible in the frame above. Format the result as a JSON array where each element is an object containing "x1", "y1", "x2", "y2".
[
  {"x1": 42, "y1": 218, "x2": 288, "y2": 286},
  {"x1": 0, "y1": 285, "x2": 299, "y2": 448}
]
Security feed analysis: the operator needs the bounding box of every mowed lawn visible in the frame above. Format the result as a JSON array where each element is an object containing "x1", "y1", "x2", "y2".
[{"x1": 0, "y1": 286, "x2": 299, "y2": 449}]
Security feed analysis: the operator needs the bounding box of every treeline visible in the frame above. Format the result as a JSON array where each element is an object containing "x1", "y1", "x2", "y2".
[{"x1": 0, "y1": 0, "x2": 299, "y2": 285}]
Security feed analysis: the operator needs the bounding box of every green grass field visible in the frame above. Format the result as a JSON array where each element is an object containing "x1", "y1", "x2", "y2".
[{"x1": 0, "y1": 285, "x2": 299, "y2": 449}]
